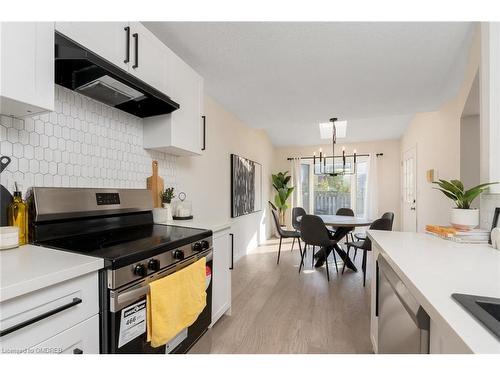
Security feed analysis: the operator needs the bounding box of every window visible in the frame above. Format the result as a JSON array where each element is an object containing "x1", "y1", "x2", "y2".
[{"x1": 301, "y1": 156, "x2": 368, "y2": 216}]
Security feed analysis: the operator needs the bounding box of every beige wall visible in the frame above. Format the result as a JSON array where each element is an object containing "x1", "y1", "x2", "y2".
[
  {"x1": 401, "y1": 27, "x2": 481, "y2": 232},
  {"x1": 273, "y1": 139, "x2": 402, "y2": 230},
  {"x1": 176, "y1": 95, "x2": 275, "y2": 262}
]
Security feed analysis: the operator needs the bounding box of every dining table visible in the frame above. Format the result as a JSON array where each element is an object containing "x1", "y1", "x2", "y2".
[{"x1": 300, "y1": 214, "x2": 373, "y2": 272}]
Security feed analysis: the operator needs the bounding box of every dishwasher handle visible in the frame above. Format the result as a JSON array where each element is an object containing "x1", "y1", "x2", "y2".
[{"x1": 377, "y1": 255, "x2": 430, "y2": 330}]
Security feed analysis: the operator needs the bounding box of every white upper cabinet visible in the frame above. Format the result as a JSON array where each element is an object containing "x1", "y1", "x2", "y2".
[
  {"x1": 143, "y1": 53, "x2": 204, "y2": 156},
  {"x1": 0, "y1": 22, "x2": 54, "y2": 117},
  {"x1": 55, "y1": 22, "x2": 130, "y2": 72},
  {"x1": 55, "y1": 21, "x2": 204, "y2": 156},
  {"x1": 128, "y1": 22, "x2": 168, "y2": 94}
]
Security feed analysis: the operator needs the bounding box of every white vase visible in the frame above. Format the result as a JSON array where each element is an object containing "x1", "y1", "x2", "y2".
[
  {"x1": 450, "y1": 208, "x2": 479, "y2": 230},
  {"x1": 152, "y1": 208, "x2": 168, "y2": 223},
  {"x1": 162, "y1": 203, "x2": 173, "y2": 221}
]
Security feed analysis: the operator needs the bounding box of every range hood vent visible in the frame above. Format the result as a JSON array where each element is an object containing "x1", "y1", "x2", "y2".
[{"x1": 55, "y1": 32, "x2": 179, "y2": 118}]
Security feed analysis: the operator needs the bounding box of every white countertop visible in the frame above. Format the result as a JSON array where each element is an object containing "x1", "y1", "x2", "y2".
[
  {"x1": 368, "y1": 230, "x2": 500, "y2": 354},
  {"x1": 159, "y1": 219, "x2": 232, "y2": 233},
  {"x1": 0, "y1": 244, "x2": 104, "y2": 303}
]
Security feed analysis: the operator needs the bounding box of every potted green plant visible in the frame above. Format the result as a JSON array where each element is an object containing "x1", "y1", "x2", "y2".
[
  {"x1": 432, "y1": 179, "x2": 498, "y2": 229},
  {"x1": 272, "y1": 171, "x2": 294, "y2": 226},
  {"x1": 160, "y1": 187, "x2": 175, "y2": 221}
]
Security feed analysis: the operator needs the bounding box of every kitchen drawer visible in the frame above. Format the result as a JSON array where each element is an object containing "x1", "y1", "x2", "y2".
[
  {"x1": 0, "y1": 272, "x2": 99, "y2": 351},
  {"x1": 29, "y1": 314, "x2": 99, "y2": 354}
]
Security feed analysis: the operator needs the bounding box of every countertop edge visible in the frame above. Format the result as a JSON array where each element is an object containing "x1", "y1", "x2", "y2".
[{"x1": 0, "y1": 255, "x2": 103, "y2": 303}]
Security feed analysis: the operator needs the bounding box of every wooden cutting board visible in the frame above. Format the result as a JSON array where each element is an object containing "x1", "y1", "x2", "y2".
[{"x1": 146, "y1": 160, "x2": 164, "y2": 208}]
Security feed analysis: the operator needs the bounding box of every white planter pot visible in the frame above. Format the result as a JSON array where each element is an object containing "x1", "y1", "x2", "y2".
[
  {"x1": 450, "y1": 208, "x2": 479, "y2": 230},
  {"x1": 162, "y1": 203, "x2": 173, "y2": 221},
  {"x1": 152, "y1": 208, "x2": 168, "y2": 223}
]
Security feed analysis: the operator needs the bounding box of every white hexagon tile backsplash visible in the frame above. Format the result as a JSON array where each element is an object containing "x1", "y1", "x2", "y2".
[{"x1": 0, "y1": 85, "x2": 177, "y2": 195}]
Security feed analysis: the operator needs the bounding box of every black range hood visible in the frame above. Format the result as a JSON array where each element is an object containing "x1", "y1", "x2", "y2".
[{"x1": 55, "y1": 32, "x2": 179, "y2": 118}]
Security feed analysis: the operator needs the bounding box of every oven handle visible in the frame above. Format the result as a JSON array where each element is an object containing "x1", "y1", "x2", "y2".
[{"x1": 112, "y1": 249, "x2": 212, "y2": 312}]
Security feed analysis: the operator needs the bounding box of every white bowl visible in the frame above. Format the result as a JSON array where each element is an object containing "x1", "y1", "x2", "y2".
[{"x1": 0, "y1": 226, "x2": 20, "y2": 250}]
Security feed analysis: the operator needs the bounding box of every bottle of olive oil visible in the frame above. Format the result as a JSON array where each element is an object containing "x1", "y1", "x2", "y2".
[{"x1": 8, "y1": 182, "x2": 28, "y2": 245}]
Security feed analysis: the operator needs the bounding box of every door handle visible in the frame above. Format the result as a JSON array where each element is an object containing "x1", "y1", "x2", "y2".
[
  {"x1": 0, "y1": 298, "x2": 82, "y2": 337},
  {"x1": 201, "y1": 116, "x2": 206, "y2": 151},
  {"x1": 124, "y1": 26, "x2": 130, "y2": 63},
  {"x1": 229, "y1": 233, "x2": 234, "y2": 270},
  {"x1": 132, "y1": 33, "x2": 139, "y2": 69}
]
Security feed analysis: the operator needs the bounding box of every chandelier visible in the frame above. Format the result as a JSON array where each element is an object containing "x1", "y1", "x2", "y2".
[{"x1": 313, "y1": 117, "x2": 357, "y2": 176}]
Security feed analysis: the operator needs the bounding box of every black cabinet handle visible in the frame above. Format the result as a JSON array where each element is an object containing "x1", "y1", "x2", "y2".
[
  {"x1": 201, "y1": 116, "x2": 206, "y2": 151},
  {"x1": 0, "y1": 298, "x2": 83, "y2": 337},
  {"x1": 229, "y1": 233, "x2": 234, "y2": 270},
  {"x1": 132, "y1": 33, "x2": 139, "y2": 69},
  {"x1": 73, "y1": 348, "x2": 83, "y2": 354},
  {"x1": 124, "y1": 26, "x2": 130, "y2": 63}
]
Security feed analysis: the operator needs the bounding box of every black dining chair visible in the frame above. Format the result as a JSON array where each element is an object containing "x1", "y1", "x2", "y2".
[
  {"x1": 291, "y1": 207, "x2": 307, "y2": 252},
  {"x1": 343, "y1": 217, "x2": 393, "y2": 286},
  {"x1": 333, "y1": 207, "x2": 355, "y2": 242},
  {"x1": 271, "y1": 208, "x2": 302, "y2": 265},
  {"x1": 354, "y1": 212, "x2": 394, "y2": 243},
  {"x1": 299, "y1": 214, "x2": 339, "y2": 282},
  {"x1": 268, "y1": 200, "x2": 278, "y2": 211}
]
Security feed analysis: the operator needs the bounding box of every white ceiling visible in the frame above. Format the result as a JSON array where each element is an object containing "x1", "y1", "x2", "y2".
[{"x1": 144, "y1": 22, "x2": 474, "y2": 147}]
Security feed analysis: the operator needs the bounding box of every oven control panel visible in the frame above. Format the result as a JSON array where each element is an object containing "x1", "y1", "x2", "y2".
[
  {"x1": 96, "y1": 192, "x2": 121, "y2": 205},
  {"x1": 108, "y1": 237, "x2": 213, "y2": 289}
]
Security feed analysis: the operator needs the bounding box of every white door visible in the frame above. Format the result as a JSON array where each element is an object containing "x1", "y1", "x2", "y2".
[
  {"x1": 55, "y1": 22, "x2": 130, "y2": 71},
  {"x1": 402, "y1": 146, "x2": 417, "y2": 232},
  {"x1": 129, "y1": 22, "x2": 168, "y2": 93}
]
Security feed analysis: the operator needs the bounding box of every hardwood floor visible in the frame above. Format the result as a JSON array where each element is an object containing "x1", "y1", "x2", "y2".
[{"x1": 195, "y1": 237, "x2": 373, "y2": 354}]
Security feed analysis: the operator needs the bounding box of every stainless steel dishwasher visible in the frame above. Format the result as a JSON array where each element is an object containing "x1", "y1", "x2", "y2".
[{"x1": 377, "y1": 254, "x2": 430, "y2": 353}]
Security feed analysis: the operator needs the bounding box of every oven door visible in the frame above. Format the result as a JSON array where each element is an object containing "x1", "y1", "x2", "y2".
[{"x1": 107, "y1": 250, "x2": 213, "y2": 354}]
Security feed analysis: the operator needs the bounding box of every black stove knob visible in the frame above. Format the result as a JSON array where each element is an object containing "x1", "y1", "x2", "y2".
[
  {"x1": 192, "y1": 242, "x2": 203, "y2": 252},
  {"x1": 148, "y1": 258, "x2": 160, "y2": 271},
  {"x1": 134, "y1": 263, "x2": 147, "y2": 277},
  {"x1": 173, "y1": 249, "x2": 185, "y2": 260},
  {"x1": 201, "y1": 240, "x2": 210, "y2": 250}
]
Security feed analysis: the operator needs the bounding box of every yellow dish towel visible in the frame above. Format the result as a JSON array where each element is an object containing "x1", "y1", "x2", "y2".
[{"x1": 147, "y1": 257, "x2": 207, "y2": 348}]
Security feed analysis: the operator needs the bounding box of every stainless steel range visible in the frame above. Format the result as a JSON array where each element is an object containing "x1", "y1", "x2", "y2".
[{"x1": 27, "y1": 187, "x2": 213, "y2": 354}]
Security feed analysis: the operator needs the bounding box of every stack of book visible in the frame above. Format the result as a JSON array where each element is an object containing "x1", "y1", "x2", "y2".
[{"x1": 425, "y1": 225, "x2": 490, "y2": 244}]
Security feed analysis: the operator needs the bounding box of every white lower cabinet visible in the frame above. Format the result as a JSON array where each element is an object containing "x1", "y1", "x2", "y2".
[
  {"x1": 211, "y1": 229, "x2": 232, "y2": 326},
  {"x1": 0, "y1": 272, "x2": 100, "y2": 354},
  {"x1": 30, "y1": 315, "x2": 99, "y2": 354}
]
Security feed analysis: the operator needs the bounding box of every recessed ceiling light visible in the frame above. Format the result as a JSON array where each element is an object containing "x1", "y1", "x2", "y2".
[{"x1": 319, "y1": 120, "x2": 347, "y2": 139}]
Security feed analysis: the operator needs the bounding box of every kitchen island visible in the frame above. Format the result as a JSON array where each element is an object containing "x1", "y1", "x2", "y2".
[{"x1": 367, "y1": 230, "x2": 500, "y2": 354}]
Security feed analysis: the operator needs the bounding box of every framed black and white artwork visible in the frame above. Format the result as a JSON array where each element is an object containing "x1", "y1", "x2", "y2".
[{"x1": 231, "y1": 154, "x2": 262, "y2": 218}]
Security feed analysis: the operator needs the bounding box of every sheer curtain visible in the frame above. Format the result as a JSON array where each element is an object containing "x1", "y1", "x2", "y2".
[
  {"x1": 364, "y1": 154, "x2": 379, "y2": 219},
  {"x1": 290, "y1": 158, "x2": 303, "y2": 209}
]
